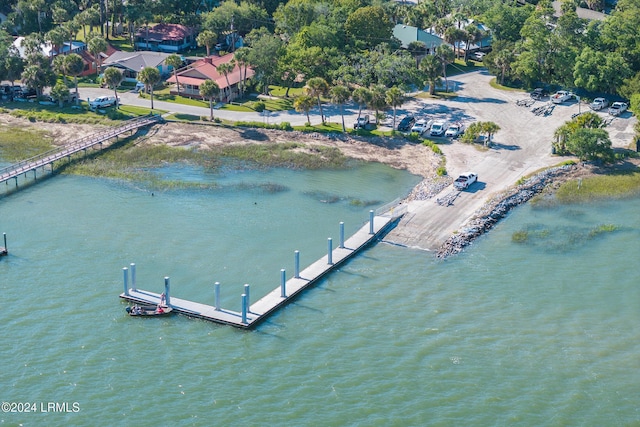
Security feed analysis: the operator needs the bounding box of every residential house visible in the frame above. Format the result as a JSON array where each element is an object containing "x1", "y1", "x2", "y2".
[
  {"x1": 134, "y1": 23, "x2": 196, "y2": 53},
  {"x1": 166, "y1": 53, "x2": 254, "y2": 102},
  {"x1": 393, "y1": 24, "x2": 444, "y2": 54},
  {"x1": 101, "y1": 51, "x2": 171, "y2": 83},
  {"x1": 11, "y1": 37, "x2": 110, "y2": 77}
]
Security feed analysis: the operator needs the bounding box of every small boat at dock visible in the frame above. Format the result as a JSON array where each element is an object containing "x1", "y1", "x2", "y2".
[{"x1": 126, "y1": 304, "x2": 173, "y2": 317}]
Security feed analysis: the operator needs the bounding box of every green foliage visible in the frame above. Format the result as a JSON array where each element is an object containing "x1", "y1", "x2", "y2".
[
  {"x1": 0, "y1": 127, "x2": 54, "y2": 161},
  {"x1": 512, "y1": 231, "x2": 529, "y2": 243},
  {"x1": 555, "y1": 171, "x2": 640, "y2": 203}
]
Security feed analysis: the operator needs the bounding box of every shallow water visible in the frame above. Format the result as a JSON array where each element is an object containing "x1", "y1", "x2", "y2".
[{"x1": 1, "y1": 164, "x2": 639, "y2": 426}]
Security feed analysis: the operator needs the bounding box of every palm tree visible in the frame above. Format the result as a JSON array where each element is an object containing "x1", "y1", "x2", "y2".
[
  {"x1": 352, "y1": 87, "x2": 372, "y2": 122},
  {"x1": 436, "y1": 44, "x2": 455, "y2": 92},
  {"x1": 385, "y1": 86, "x2": 404, "y2": 130},
  {"x1": 481, "y1": 121, "x2": 501, "y2": 147},
  {"x1": 234, "y1": 48, "x2": 249, "y2": 96},
  {"x1": 199, "y1": 79, "x2": 220, "y2": 120},
  {"x1": 368, "y1": 85, "x2": 388, "y2": 125},
  {"x1": 103, "y1": 67, "x2": 123, "y2": 108},
  {"x1": 165, "y1": 54, "x2": 183, "y2": 97},
  {"x1": 407, "y1": 41, "x2": 427, "y2": 69},
  {"x1": 216, "y1": 61, "x2": 235, "y2": 102},
  {"x1": 63, "y1": 53, "x2": 84, "y2": 104},
  {"x1": 197, "y1": 30, "x2": 217, "y2": 57},
  {"x1": 304, "y1": 77, "x2": 329, "y2": 124},
  {"x1": 87, "y1": 34, "x2": 108, "y2": 71},
  {"x1": 294, "y1": 95, "x2": 315, "y2": 125},
  {"x1": 329, "y1": 85, "x2": 351, "y2": 132},
  {"x1": 420, "y1": 54, "x2": 442, "y2": 95},
  {"x1": 138, "y1": 66, "x2": 161, "y2": 110}
]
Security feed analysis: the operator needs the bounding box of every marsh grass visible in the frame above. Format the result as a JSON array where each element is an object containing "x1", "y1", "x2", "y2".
[
  {"x1": 555, "y1": 170, "x2": 640, "y2": 203},
  {"x1": 0, "y1": 126, "x2": 54, "y2": 160},
  {"x1": 62, "y1": 141, "x2": 349, "y2": 190},
  {"x1": 511, "y1": 222, "x2": 619, "y2": 251}
]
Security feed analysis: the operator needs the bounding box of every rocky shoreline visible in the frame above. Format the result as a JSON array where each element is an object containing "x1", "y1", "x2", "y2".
[{"x1": 435, "y1": 164, "x2": 578, "y2": 258}]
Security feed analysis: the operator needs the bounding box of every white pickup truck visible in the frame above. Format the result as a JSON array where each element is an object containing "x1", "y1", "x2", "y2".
[
  {"x1": 454, "y1": 172, "x2": 478, "y2": 190},
  {"x1": 551, "y1": 90, "x2": 573, "y2": 104},
  {"x1": 89, "y1": 96, "x2": 118, "y2": 109}
]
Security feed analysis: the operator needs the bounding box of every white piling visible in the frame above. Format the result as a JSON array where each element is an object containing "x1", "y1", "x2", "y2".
[
  {"x1": 294, "y1": 250, "x2": 300, "y2": 278},
  {"x1": 214, "y1": 282, "x2": 221, "y2": 311},
  {"x1": 164, "y1": 277, "x2": 171, "y2": 306},
  {"x1": 369, "y1": 210, "x2": 375, "y2": 234},
  {"x1": 244, "y1": 284, "x2": 250, "y2": 308},
  {"x1": 339, "y1": 222, "x2": 344, "y2": 248},
  {"x1": 280, "y1": 269, "x2": 286, "y2": 298},
  {"x1": 123, "y1": 267, "x2": 129, "y2": 295},
  {"x1": 130, "y1": 263, "x2": 136, "y2": 291},
  {"x1": 241, "y1": 294, "x2": 248, "y2": 324},
  {"x1": 328, "y1": 238, "x2": 333, "y2": 265}
]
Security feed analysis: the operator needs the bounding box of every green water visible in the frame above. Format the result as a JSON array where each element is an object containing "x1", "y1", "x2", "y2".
[{"x1": 1, "y1": 164, "x2": 639, "y2": 426}]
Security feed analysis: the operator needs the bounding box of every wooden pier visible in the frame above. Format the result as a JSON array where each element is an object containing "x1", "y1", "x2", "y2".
[
  {"x1": 120, "y1": 210, "x2": 403, "y2": 329},
  {"x1": 0, "y1": 114, "x2": 162, "y2": 188}
]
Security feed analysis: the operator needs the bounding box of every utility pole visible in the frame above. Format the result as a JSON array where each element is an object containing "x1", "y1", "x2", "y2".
[{"x1": 230, "y1": 15, "x2": 236, "y2": 52}]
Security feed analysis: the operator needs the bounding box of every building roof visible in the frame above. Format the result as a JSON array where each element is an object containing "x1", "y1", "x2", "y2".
[
  {"x1": 393, "y1": 24, "x2": 444, "y2": 49},
  {"x1": 102, "y1": 51, "x2": 170, "y2": 71},
  {"x1": 552, "y1": 1, "x2": 607, "y2": 21},
  {"x1": 135, "y1": 23, "x2": 196, "y2": 42},
  {"x1": 168, "y1": 53, "x2": 255, "y2": 90}
]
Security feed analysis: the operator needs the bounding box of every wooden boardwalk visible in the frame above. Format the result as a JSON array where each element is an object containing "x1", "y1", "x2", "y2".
[
  {"x1": 0, "y1": 114, "x2": 162, "y2": 187},
  {"x1": 120, "y1": 213, "x2": 401, "y2": 328}
]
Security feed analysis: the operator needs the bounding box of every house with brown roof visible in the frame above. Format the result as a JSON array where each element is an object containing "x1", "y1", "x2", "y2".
[
  {"x1": 167, "y1": 53, "x2": 254, "y2": 102},
  {"x1": 135, "y1": 23, "x2": 196, "y2": 53}
]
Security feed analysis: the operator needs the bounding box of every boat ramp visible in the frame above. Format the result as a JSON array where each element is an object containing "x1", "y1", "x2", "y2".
[{"x1": 120, "y1": 208, "x2": 405, "y2": 329}]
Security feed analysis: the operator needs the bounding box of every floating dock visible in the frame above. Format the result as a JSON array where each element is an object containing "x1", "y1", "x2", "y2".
[{"x1": 120, "y1": 209, "x2": 404, "y2": 329}]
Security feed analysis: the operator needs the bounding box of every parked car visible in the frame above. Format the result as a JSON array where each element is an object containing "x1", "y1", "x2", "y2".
[
  {"x1": 410, "y1": 119, "x2": 430, "y2": 134},
  {"x1": 470, "y1": 51, "x2": 486, "y2": 62},
  {"x1": 530, "y1": 88, "x2": 547, "y2": 100},
  {"x1": 445, "y1": 122, "x2": 464, "y2": 138},
  {"x1": 353, "y1": 114, "x2": 371, "y2": 130},
  {"x1": 551, "y1": 90, "x2": 573, "y2": 104},
  {"x1": 589, "y1": 97, "x2": 609, "y2": 111},
  {"x1": 608, "y1": 101, "x2": 628, "y2": 116},
  {"x1": 429, "y1": 121, "x2": 447, "y2": 137},
  {"x1": 89, "y1": 96, "x2": 118, "y2": 109},
  {"x1": 397, "y1": 115, "x2": 415, "y2": 132},
  {"x1": 453, "y1": 172, "x2": 478, "y2": 190}
]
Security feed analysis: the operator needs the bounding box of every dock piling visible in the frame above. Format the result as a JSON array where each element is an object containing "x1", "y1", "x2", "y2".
[
  {"x1": 294, "y1": 250, "x2": 300, "y2": 278},
  {"x1": 339, "y1": 222, "x2": 344, "y2": 248},
  {"x1": 328, "y1": 238, "x2": 333, "y2": 265},
  {"x1": 3, "y1": 232, "x2": 6, "y2": 251},
  {"x1": 214, "y1": 282, "x2": 220, "y2": 311},
  {"x1": 123, "y1": 267, "x2": 129, "y2": 296},
  {"x1": 241, "y1": 294, "x2": 248, "y2": 324},
  {"x1": 369, "y1": 210, "x2": 374, "y2": 234},
  {"x1": 164, "y1": 277, "x2": 170, "y2": 305},
  {"x1": 280, "y1": 269, "x2": 286, "y2": 298},
  {"x1": 244, "y1": 284, "x2": 250, "y2": 307},
  {"x1": 130, "y1": 263, "x2": 136, "y2": 291}
]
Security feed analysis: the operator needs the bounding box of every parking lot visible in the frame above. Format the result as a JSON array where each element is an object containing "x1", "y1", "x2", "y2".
[{"x1": 385, "y1": 70, "x2": 637, "y2": 250}]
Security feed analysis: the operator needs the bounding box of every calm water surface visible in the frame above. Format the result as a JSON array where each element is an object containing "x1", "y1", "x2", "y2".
[{"x1": 0, "y1": 163, "x2": 638, "y2": 426}]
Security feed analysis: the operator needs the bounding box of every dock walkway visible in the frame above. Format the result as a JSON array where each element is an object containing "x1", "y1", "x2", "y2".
[
  {"x1": 0, "y1": 114, "x2": 162, "y2": 186},
  {"x1": 120, "y1": 212, "x2": 401, "y2": 328}
]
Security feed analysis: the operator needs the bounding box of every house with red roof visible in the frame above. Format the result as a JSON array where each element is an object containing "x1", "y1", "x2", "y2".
[
  {"x1": 135, "y1": 23, "x2": 196, "y2": 53},
  {"x1": 167, "y1": 53, "x2": 254, "y2": 102}
]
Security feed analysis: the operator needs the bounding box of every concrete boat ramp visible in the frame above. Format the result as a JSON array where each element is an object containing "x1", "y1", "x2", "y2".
[{"x1": 120, "y1": 209, "x2": 404, "y2": 329}]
